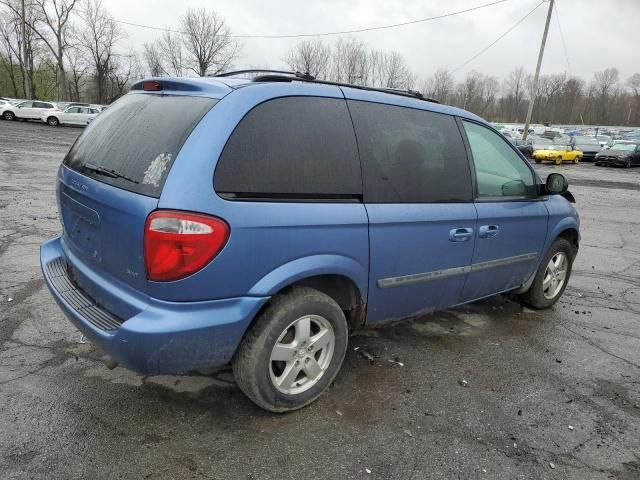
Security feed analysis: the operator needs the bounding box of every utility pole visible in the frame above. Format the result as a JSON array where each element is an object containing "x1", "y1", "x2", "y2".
[
  {"x1": 21, "y1": 0, "x2": 31, "y2": 99},
  {"x1": 522, "y1": 0, "x2": 554, "y2": 141}
]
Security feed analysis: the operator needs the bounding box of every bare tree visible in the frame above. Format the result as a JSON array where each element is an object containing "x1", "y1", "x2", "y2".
[
  {"x1": 628, "y1": 73, "x2": 640, "y2": 97},
  {"x1": 107, "y1": 49, "x2": 139, "y2": 101},
  {"x1": 283, "y1": 39, "x2": 331, "y2": 79},
  {"x1": 0, "y1": 3, "x2": 40, "y2": 97},
  {"x1": 181, "y1": 8, "x2": 240, "y2": 76},
  {"x1": 502, "y1": 67, "x2": 527, "y2": 122},
  {"x1": 78, "y1": 0, "x2": 122, "y2": 103},
  {"x1": 143, "y1": 42, "x2": 164, "y2": 77},
  {"x1": 331, "y1": 36, "x2": 368, "y2": 85},
  {"x1": 423, "y1": 68, "x2": 455, "y2": 103},
  {"x1": 0, "y1": 11, "x2": 21, "y2": 97},
  {"x1": 65, "y1": 45, "x2": 88, "y2": 100},
  {"x1": 1, "y1": 0, "x2": 78, "y2": 99},
  {"x1": 373, "y1": 51, "x2": 411, "y2": 89},
  {"x1": 158, "y1": 30, "x2": 184, "y2": 77},
  {"x1": 591, "y1": 68, "x2": 619, "y2": 124}
]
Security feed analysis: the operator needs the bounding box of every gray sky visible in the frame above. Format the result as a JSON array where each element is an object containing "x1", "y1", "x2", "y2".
[{"x1": 108, "y1": 0, "x2": 640, "y2": 84}]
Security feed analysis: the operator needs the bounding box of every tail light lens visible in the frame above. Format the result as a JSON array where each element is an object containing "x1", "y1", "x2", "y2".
[{"x1": 144, "y1": 210, "x2": 229, "y2": 282}]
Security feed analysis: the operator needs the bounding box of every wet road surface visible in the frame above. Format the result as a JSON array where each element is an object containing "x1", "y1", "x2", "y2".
[{"x1": 1, "y1": 120, "x2": 639, "y2": 479}]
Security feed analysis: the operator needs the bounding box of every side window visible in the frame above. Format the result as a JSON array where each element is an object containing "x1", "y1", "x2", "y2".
[
  {"x1": 19, "y1": 101, "x2": 33, "y2": 108},
  {"x1": 34, "y1": 102, "x2": 50, "y2": 109},
  {"x1": 68, "y1": 107, "x2": 81, "y2": 113},
  {"x1": 348, "y1": 100, "x2": 472, "y2": 203},
  {"x1": 215, "y1": 97, "x2": 361, "y2": 199},
  {"x1": 462, "y1": 121, "x2": 537, "y2": 198}
]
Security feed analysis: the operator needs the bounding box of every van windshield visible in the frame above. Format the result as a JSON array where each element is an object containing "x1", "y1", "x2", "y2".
[{"x1": 63, "y1": 93, "x2": 217, "y2": 197}]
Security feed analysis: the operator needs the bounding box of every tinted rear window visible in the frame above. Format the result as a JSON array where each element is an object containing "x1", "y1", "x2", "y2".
[
  {"x1": 64, "y1": 93, "x2": 216, "y2": 197},
  {"x1": 214, "y1": 96, "x2": 361, "y2": 200},
  {"x1": 348, "y1": 100, "x2": 472, "y2": 203}
]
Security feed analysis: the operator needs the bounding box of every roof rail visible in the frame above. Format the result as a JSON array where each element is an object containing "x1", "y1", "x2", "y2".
[
  {"x1": 214, "y1": 70, "x2": 439, "y2": 104},
  {"x1": 216, "y1": 69, "x2": 315, "y2": 80}
]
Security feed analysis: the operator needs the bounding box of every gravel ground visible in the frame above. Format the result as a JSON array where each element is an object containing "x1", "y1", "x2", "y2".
[{"x1": 1, "y1": 120, "x2": 639, "y2": 480}]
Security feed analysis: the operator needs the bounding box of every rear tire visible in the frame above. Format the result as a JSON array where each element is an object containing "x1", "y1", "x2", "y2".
[
  {"x1": 232, "y1": 287, "x2": 348, "y2": 412},
  {"x1": 3, "y1": 111, "x2": 15, "y2": 121},
  {"x1": 625, "y1": 159, "x2": 632, "y2": 168},
  {"x1": 516, "y1": 238, "x2": 576, "y2": 309},
  {"x1": 535, "y1": 158, "x2": 542, "y2": 164},
  {"x1": 46, "y1": 116, "x2": 59, "y2": 126}
]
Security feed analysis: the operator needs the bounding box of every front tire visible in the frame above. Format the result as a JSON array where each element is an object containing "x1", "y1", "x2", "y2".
[
  {"x1": 3, "y1": 111, "x2": 15, "y2": 121},
  {"x1": 554, "y1": 156, "x2": 562, "y2": 165},
  {"x1": 516, "y1": 238, "x2": 576, "y2": 309},
  {"x1": 233, "y1": 287, "x2": 348, "y2": 412},
  {"x1": 47, "y1": 116, "x2": 59, "y2": 126}
]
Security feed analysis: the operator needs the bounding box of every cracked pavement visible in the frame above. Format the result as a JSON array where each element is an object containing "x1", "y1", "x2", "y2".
[{"x1": 1, "y1": 120, "x2": 639, "y2": 479}]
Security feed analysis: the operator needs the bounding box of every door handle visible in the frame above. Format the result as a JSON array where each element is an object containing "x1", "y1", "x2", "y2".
[
  {"x1": 479, "y1": 225, "x2": 500, "y2": 238},
  {"x1": 449, "y1": 227, "x2": 473, "y2": 242}
]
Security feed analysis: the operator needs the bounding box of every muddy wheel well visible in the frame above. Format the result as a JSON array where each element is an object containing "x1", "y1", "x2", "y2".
[
  {"x1": 558, "y1": 228, "x2": 579, "y2": 250},
  {"x1": 285, "y1": 275, "x2": 365, "y2": 330}
]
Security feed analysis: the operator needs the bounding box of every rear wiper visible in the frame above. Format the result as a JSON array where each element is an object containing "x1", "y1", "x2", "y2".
[{"x1": 82, "y1": 164, "x2": 139, "y2": 184}]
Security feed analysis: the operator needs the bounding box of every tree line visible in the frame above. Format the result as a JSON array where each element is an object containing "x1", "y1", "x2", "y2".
[
  {"x1": 0, "y1": 0, "x2": 239, "y2": 104},
  {"x1": 284, "y1": 39, "x2": 640, "y2": 127},
  {"x1": 1, "y1": 1, "x2": 638, "y2": 126}
]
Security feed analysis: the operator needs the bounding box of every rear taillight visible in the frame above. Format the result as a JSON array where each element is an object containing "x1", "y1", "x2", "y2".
[{"x1": 144, "y1": 210, "x2": 229, "y2": 282}]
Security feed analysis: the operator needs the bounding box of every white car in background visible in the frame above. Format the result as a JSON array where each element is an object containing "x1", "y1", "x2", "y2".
[
  {"x1": 0, "y1": 100, "x2": 58, "y2": 121},
  {"x1": 41, "y1": 105, "x2": 101, "y2": 127}
]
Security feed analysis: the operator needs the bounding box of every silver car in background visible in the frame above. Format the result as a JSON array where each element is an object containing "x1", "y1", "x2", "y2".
[
  {"x1": 41, "y1": 105, "x2": 101, "y2": 127},
  {"x1": 0, "y1": 100, "x2": 58, "y2": 121}
]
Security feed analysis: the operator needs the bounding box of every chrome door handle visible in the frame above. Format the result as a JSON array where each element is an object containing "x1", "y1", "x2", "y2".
[
  {"x1": 449, "y1": 227, "x2": 473, "y2": 242},
  {"x1": 479, "y1": 225, "x2": 500, "y2": 238}
]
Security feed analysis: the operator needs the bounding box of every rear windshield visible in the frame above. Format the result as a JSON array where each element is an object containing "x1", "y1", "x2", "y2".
[{"x1": 64, "y1": 93, "x2": 217, "y2": 197}]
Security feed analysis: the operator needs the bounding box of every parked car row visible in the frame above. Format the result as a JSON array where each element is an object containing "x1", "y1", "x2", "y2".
[
  {"x1": 0, "y1": 98, "x2": 104, "y2": 127},
  {"x1": 505, "y1": 130, "x2": 639, "y2": 168}
]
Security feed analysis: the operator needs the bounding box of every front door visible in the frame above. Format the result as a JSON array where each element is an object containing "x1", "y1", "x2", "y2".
[
  {"x1": 459, "y1": 120, "x2": 548, "y2": 301},
  {"x1": 62, "y1": 106, "x2": 82, "y2": 124},
  {"x1": 345, "y1": 97, "x2": 477, "y2": 323},
  {"x1": 16, "y1": 101, "x2": 36, "y2": 119}
]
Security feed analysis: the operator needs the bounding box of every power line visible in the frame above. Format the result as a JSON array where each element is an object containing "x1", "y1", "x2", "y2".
[
  {"x1": 451, "y1": 0, "x2": 545, "y2": 73},
  {"x1": 553, "y1": 0, "x2": 572, "y2": 75},
  {"x1": 114, "y1": 0, "x2": 510, "y2": 39}
]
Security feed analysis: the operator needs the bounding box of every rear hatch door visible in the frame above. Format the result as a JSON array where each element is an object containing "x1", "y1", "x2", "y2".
[{"x1": 59, "y1": 92, "x2": 217, "y2": 295}]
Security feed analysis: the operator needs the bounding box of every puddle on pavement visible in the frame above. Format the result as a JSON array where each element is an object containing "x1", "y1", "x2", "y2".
[{"x1": 364, "y1": 296, "x2": 542, "y2": 343}]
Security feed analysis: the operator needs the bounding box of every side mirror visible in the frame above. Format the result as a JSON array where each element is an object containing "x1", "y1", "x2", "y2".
[{"x1": 546, "y1": 173, "x2": 568, "y2": 195}]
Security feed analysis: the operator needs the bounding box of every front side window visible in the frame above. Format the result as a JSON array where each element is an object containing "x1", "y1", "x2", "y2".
[
  {"x1": 463, "y1": 121, "x2": 537, "y2": 199},
  {"x1": 18, "y1": 101, "x2": 33, "y2": 108},
  {"x1": 215, "y1": 96, "x2": 361, "y2": 200},
  {"x1": 348, "y1": 100, "x2": 472, "y2": 203}
]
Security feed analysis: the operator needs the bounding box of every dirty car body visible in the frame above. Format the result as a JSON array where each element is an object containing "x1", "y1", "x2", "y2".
[{"x1": 40, "y1": 74, "x2": 580, "y2": 411}]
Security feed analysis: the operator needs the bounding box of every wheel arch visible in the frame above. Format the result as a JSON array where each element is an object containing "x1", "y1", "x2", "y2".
[{"x1": 247, "y1": 255, "x2": 368, "y2": 331}]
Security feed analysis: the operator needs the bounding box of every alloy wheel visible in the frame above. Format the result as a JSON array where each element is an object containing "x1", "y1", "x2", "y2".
[
  {"x1": 269, "y1": 314, "x2": 335, "y2": 395},
  {"x1": 542, "y1": 252, "x2": 568, "y2": 300}
]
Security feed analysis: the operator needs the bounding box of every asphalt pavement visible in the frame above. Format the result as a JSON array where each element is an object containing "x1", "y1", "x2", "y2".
[{"x1": 1, "y1": 120, "x2": 639, "y2": 479}]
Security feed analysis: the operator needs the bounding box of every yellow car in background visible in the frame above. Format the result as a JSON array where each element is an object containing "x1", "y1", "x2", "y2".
[{"x1": 532, "y1": 144, "x2": 582, "y2": 165}]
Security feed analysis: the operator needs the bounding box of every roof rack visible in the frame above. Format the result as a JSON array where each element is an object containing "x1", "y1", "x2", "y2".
[
  {"x1": 216, "y1": 69, "x2": 314, "y2": 80},
  {"x1": 216, "y1": 69, "x2": 440, "y2": 104}
]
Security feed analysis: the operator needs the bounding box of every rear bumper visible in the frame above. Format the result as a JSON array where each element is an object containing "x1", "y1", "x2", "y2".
[{"x1": 41, "y1": 237, "x2": 269, "y2": 374}]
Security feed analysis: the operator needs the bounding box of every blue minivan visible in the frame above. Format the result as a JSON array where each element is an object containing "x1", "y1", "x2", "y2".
[{"x1": 41, "y1": 72, "x2": 580, "y2": 411}]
